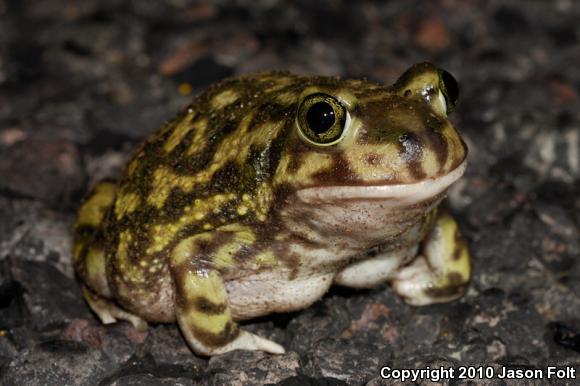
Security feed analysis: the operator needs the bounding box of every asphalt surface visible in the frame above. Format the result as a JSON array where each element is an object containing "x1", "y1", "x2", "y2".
[{"x1": 0, "y1": 1, "x2": 579, "y2": 385}]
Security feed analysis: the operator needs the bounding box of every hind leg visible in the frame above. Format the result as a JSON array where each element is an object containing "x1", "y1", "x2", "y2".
[
  {"x1": 73, "y1": 181, "x2": 117, "y2": 297},
  {"x1": 170, "y1": 233, "x2": 285, "y2": 356},
  {"x1": 74, "y1": 181, "x2": 148, "y2": 331}
]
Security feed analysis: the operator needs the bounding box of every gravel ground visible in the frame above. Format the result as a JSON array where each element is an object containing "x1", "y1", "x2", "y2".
[{"x1": 0, "y1": 1, "x2": 579, "y2": 385}]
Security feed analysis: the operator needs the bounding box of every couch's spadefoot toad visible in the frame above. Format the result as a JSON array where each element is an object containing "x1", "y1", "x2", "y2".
[{"x1": 73, "y1": 63, "x2": 470, "y2": 356}]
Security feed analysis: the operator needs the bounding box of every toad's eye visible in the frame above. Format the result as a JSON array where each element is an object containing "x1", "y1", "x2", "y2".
[
  {"x1": 297, "y1": 93, "x2": 347, "y2": 145},
  {"x1": 439, "y1": 69, "x2": 459, "y2": 114}
]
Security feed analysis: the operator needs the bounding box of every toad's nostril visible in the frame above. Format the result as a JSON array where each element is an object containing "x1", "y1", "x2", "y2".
[
  {"x1": 399, "y1": 132, "x2": 419, "y2": 147},
  {"x1": 398, "y1": 132, "x2": 422, "y2": 161},
  {"x1": 398, "y1": 133, "x2": 410, "y2": 142}
]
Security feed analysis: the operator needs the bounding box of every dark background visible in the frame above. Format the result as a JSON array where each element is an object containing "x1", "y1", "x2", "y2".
[{"x1": 0, "y1": 0, "x2": 579, "y2": 385}]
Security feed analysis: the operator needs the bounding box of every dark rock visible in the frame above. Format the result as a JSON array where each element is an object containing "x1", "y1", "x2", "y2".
[
  {"x1": 0, "y1": 340, "x2": 115, "y2": 386},
  {"x1": 0, "y1": 279, "x2": 26, "y2": 329},
  {"x1": 205, "y1": 350, "x2": 300, "y2": 385},
  {"x1": 548, "y1": 322, "x2": 580, "y2": 355},
  {"x1": 0, "y1": 139, "x2": 83, "y2": 208},
  {"x1": 273, "y1": 374, "x2": 349, "y2": 386},
  {"x1": 143, "y1": 324, "x2": 201, "y2": 368},
  {"x1": 61, "y1": 319, "x2": 150, "y2": 366},
  {"x1": 99, "y1": 353, "x2": 196, "y2": 386},
  {"x1": 302, "y1": 339, "x2": 389, "y2": 384},
  {"x1": 10, "y1": 260, "x2": 90, "y2": 331}
]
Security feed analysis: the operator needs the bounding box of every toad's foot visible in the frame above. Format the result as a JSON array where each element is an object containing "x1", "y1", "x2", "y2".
[
  {"x1": 208, "y1": 330, "x2": 285, "y2": 355},
  {"x1": 82, "y1": 286, "x2": 148, "y2": 331},
  {"x1": 391, "y1": 209, "x2": 471, "y2": 306}
]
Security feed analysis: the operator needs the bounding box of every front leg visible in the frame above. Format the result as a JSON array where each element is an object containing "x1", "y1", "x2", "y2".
[
  {"x1": 334, "y1": 246, "x2": 417, "y2": 289},
  {"x1": 169, "y1": 233, "x2": 284, "y2": 356},
  {"x1": 391, "y1": 209, "x2": 471, "y2": 305}
]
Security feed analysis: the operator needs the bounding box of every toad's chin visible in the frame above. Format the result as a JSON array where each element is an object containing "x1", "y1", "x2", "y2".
[{"x1": 295, "y1": 159, "x2": 467, "y2": 207}]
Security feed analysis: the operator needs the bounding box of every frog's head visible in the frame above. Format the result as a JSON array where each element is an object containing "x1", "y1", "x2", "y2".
[
  {"x1": 273, "y1": 63, "x2": 467, "y2": 243},
  {"x1": 275, "y1": 63, "x2": 467, "y2": 203}
]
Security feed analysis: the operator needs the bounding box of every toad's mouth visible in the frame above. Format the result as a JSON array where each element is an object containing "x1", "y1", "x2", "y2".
[{"x1": 296, "y1": 159, "x2": 467, "y2": 205}]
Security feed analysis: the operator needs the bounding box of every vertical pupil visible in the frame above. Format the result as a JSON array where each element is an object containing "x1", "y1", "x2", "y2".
[{"x1": 306, "y1": 102, "x2": 335, "y2": 134}]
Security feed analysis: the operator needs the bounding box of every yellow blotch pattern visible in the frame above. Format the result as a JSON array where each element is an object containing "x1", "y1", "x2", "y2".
[
  {"x1": 148, "y1": 193, "x2": 237, "y2": 254},
  {"x1": 116, "y1": 230, "x2": 146, "y2": 285},
  {"x1": 164, "y1": 109, "x2": 197, "y2": 153},
  {"x1": 172, "y1": 233, "x2": 211, "y2": 266},
  {"x1": 212, "y1": 224, "x2": 257, "y2": 268},
  {"x1": 85, "y1": 247, "x2": 105, "y2": 283},
  {"x1": 186, "y1": 118, "x2": 208, "y2": 156},
  {"x1": 254, "y1": 250, "x2": 277, "y2": 267},
  {"x1": 150, "y1": 114, "x2": 282, "y2": 211},
  {"x1": 126, "y1": 158, "x2": 140, "y2": 176},
  {"x1": 344, "y1": 141, "x2": 409, "y2": 183},
  {"x1": 218, "y1": 224, "x2": 256, "y2": 242},
  {"x1": 180, "y1": 270, "x2": 232, "y2": 335},
  {"x1": 432, "y1": 212, "x2": 471, "y2": 282},
  {"x1": 236, "y1": 182, "x2": 272, "y2": 221},
  {"x1": 147, "y1": 166, "x2": 195, "y2": 208},
  {"x1": 115, "y1": 192, "x2": 141, "y2": 220},
  {"x1": 76, "y1": 182, "x2": 117, "y2": 227},
  {"x1": 421, "y1": 149, "x2": 440, "y2": 177},
  {"x1": 72, "y1": 243, "x2": 84, "y2": 263},
  {"x1": 274, "y1": 90, "x2": 298, "y2": 105},
  {"x1": 441, "y1": 123, "x2": 466, "y2": 173},
  {"x1": 211, "y1": 89, "x2": 239, "y2": 110},
  {"x1": 212, "y1": 242, "x2": 240, "y2": 269},
  {"x1": 274, "y1": 152, "x2": 335, "y2": 186}
]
